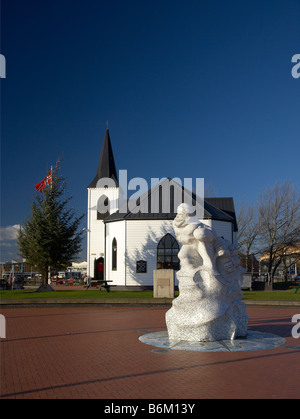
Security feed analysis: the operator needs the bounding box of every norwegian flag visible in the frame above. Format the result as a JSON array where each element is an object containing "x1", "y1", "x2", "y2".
[{"x1": 35, "y1": 169, "x2": 52, "y2": 193}]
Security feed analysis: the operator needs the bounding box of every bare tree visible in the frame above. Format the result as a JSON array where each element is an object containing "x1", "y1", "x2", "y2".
[
  {"x1": 257, "y1": 182, "x2": 300, "y2": 280},
  {"x1": 237, "y1": 199, "x2": 261, "y2": 271}
]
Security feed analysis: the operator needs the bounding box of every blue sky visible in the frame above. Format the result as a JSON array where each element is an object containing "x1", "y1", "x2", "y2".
[{"x1": 1, "y1": 0, "x2": 299, "y2": 261}]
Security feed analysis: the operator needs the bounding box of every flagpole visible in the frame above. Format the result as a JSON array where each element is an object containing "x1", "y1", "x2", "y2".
[{"x1": 48, "y1": 167, "x2": 53, "y2": 284}]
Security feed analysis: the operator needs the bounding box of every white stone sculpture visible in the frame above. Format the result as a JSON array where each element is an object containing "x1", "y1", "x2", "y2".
[{"x1": 166, "y1": 203, "x2": 249, "y2": 342}]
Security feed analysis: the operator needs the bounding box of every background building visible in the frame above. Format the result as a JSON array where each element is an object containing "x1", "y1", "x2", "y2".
[{"x1": 87, "y1": 129, "x2": 238, "y2": 289}]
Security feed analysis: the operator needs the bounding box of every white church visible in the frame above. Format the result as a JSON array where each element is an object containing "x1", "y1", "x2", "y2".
[{"x1": 87, "y1": 129, "x2": 238, "y2": 289}]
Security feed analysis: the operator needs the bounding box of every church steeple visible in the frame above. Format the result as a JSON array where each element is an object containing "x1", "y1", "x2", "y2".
[{"x1": 88, "y1": 129, "x2": 119, "y2": 188}]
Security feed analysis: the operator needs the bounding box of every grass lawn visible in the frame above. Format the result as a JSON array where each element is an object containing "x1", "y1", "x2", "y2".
[
  {"x1": 242, "y1": 289, "x2": 300, "y2": 301},
  {"x1": 0, "y1": 289, "x2": 156, "y2": 300},
  {"x1": 0, "y1": 288, "x2": 299, "y2": 301}
]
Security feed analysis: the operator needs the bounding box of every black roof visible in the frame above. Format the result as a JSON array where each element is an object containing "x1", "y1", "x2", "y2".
[
  {"x1": 205, "y1": 197, "x2": 238, "y2": 231},
  {"x1": 105, "y1": 178, "x2": 235, "y2": 225},
  {"x1": 88, "y1": 129, "x2": 119, "y2": 188}
]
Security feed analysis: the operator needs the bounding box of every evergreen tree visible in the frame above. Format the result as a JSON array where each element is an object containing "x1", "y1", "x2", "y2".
[{"x1": 17, "y1": 163, "x2": 84, "y2": 286}]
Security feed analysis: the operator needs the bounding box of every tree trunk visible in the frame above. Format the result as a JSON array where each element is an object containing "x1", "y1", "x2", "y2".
[
  {"x1": 272, "y1": 259, "x2": 281, "y2": 279},
  {"x1": 41, "y1": 267, "x2": 49, "y2": 286},
  {"x1": 245, "y1": 250, "x2": 249, "y2": 272},
  {"x1": 36, "y1": 265, "x2": 54, "y2": 292}
]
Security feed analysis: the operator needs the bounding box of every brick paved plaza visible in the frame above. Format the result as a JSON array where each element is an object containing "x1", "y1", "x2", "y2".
[{"x1": 0, "y1": 306, "x2": 299, "y2": 399}]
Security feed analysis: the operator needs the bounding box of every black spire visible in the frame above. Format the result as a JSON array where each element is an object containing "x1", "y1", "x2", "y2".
[{"x1": 88, "y1": 129, "x2": 119, "y2": 188}]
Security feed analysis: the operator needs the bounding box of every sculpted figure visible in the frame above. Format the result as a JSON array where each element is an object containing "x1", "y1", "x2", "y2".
[
  {"x1": 173, "y1": 203, "x2": 224, "y2": 275},
  {"x1": 166, "y1": 203, "x2": 248, "y2": 342}
]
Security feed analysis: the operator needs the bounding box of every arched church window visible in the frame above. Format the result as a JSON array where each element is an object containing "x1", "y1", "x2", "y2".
[
  {"x1": 157, "y1": 233, "x2": 180, "y2": 270},
  {"x1": 97, "y1": 195, "x2": 110, "y2": 220},
  {"x1": 112, "y1": 238, "x2": 117, "y2": 271}
]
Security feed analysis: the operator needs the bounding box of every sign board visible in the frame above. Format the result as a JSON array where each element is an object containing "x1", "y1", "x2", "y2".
[{"x1": 153, "y1": 269, "x2": 175, "y2": 298}]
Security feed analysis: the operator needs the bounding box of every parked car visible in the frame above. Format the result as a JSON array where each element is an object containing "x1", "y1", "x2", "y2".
[{"x1": 294, "y1": 274, "x2": 300, "y2": 283}]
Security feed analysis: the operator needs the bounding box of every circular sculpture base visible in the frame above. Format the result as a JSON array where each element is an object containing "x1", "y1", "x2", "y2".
[{"x1": 139, "y1": 330, "x2": 285, "y2": 352}]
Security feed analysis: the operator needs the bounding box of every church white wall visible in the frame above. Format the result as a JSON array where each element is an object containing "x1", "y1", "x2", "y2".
[
  {"x1": 103, "y1": 217, "x2": 235, "y2": 287},
  {"x1": 87, "y1": 187, "x2": 119, "y2": 277},
  {"x1": 87, "y1": 189, "x2": 103, "y2": 277},
  {"x1": 202, "y1": 219, "x2": 233, "y2": 244},
  {"x1": 105, "y1": 220, "x2": 126, "y2": 286},
  {"x1": 125, "y1": 220, "x2": 176, "y2": 287}
]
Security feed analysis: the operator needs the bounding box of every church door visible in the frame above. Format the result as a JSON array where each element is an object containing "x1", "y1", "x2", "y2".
[{"x1": 94, "y1": 257, "x2": 104, "y2": 281}]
